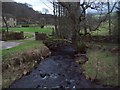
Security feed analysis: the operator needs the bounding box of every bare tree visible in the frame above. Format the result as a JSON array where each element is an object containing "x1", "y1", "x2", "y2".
[
  {"x1": 90, "y1": 2, "x2": 117, "y2": 32},
  {"x1": 117, "y1": 1, "x2": 120, "y2": 42},
  {"x1": 107, "y1": 0, "x2": 111, "y2": 37},
  {"x1": 58, "y1": 1, "x2": 81, "y2": 49},
  {"x1": 2, "y1": 15, "x2": 8, "y2": 32},
  {"x1": 54, "y1": 0, "x2": 117, "y2": 48}
]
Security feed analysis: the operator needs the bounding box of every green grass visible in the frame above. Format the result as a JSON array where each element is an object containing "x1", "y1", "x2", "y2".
[
  {"x1": 80, "y1": 24, "x2": 109, "y2": 36},
  {"x1": 90, "y1": 21, "x2": 109, "y2": 36},
  {"x1": 90, "y1": 20, "x2": 116, "y2": 36},
  {"x1": 24, "y1": 33, "x2": 33, "y2": 38},
  {"x1": 2, "y1": 40, "x2": 44, "y2": 62},
  {"x1": 9, "y1": 27, "x2": 52, "y2": 34},
  {"x1": 82, "y1": 42, "x2": 118, "y2": 86},
  {"x1": 90, "y1": 28, "x2": 109, "y2": 36},
  {"x1": 2, "y1": 40, "x2": 46, "y2": 88},
  {"x1": 0, "y1": 26, "x2": 53, "y2": 35},
  {"x1": 0, "y1": 28, "x2": 2, "y2": 31},
  {"x1": 0, "y1": 26, "x2": 52, "y2": 39}
]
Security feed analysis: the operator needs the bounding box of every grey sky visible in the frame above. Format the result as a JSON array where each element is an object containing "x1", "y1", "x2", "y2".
[
  {"x1": 14, "y1": 0, "x2": 53, "y2": 14},
  {"x1": 11, "y1": 0, "x2": 119, "y2": 14}
]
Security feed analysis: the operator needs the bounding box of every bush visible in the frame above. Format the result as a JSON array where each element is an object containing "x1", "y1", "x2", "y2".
[
  {"x1": 35, "y1": 32, "x2": 48, "y2": 40},
  {"x1": 41, "y1": 25, "x2": 44, "y2": 28},
  {"x1": 2, "y1": 31, "x2": 24, "y2": 40},
  {"x1": 77, "y1": 41, "x2": 86, "y2": 54},
  {"x1": 43, "y1": 39, "x2": 72, "y2": 51},
  {"x1": 22, "y1": 24, "x2": 29, "y2": 27}
]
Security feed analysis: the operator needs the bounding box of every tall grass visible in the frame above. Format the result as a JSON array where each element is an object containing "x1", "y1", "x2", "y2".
[{"x1": 82, "y1": 42, "x2": 118, "y2": 86}]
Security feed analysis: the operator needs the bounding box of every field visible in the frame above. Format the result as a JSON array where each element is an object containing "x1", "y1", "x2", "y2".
[
  {"x1": 80, "y1": 20, "x2": 116, "y2": 36},
  {"x1": 1, "y1": 26, "x2": 53, "y2": 39},
  {"x1": 90, "y1": 21, "x2": 110, "y2": 36},
  {"x1": 9, "y1": 27, "x2": 52, "y2": 34}
]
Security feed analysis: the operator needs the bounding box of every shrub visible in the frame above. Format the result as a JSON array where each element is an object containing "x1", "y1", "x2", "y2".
[
  {"x1": 22, "y1": 24, "x2": 29, "y2": 27},
  {"x1": 43, "y1": 39, "x2": 72, "y2": 51},
  {"x1": 41, "y1": 25, "x2": 44, "y2": 28},
  {"x1": 77, "y1": 41, "x2": 86, "y2": 54},
  {"x1": 35, "y1": 32, "x2": 48, "y2": 40},
  {"x1": 2, "y1": 31, "x2": 24, "y2": 40}
]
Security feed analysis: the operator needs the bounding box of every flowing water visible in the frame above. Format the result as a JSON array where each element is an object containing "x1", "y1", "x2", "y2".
[{"x1": 10, "y1": 44, "x2": 105, "y2": 89}]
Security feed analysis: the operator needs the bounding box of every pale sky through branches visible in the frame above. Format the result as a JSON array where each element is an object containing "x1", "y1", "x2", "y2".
[
  {"x1": 14, "y1": 0, "x2": 53, "y2": 14},
  {"x1": 14, "y1": 0, "x2": 118, "y2": 14}
]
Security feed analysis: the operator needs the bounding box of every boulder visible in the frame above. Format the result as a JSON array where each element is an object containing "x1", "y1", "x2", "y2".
[
  {"x1": 35, "y1": 32, "x2": 48, "y2": 40},
  {"x1": 43, "y1": 39, "x2": 76, "y2": 55}
]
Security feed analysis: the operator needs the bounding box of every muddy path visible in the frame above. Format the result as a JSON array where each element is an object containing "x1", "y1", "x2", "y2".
[{"x1": 9, "y1": 44, "x2": 108, "y2": 89}]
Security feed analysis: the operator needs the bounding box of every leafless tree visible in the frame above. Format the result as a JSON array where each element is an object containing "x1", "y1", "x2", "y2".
[
  {"x1": 2, "y1": 15, "x2": 8, "y2": 32},
  {"x1": 52, "y1": 0, "x2": 118, "y2": 48},
  {"x1": 58, "y1": 1, "x2": 81, "y2": 49},
  {"x1": 108, "y1": 0, "x2": 111, "y2": 37}
]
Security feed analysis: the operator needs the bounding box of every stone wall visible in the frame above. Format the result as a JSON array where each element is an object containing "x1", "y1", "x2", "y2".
[
  {"x1": 35, "y1": 32, "x2": 48, "y2": 40},
  {"x1": 2, "y1": 31, "x2": 24, "y2": 41}
]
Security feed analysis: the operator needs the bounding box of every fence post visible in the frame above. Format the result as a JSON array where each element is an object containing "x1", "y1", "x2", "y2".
[
  {"x1": 35, "y1": 32, "x2": 38, "y2": 40},
  {"x1": 20, "y1": 31, "x2": 24, "y2": 39}
]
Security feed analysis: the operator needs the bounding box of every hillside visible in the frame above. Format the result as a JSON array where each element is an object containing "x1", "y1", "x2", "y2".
[{"x1": 2, "y1": 2, "x2": 54, "y2": 25}]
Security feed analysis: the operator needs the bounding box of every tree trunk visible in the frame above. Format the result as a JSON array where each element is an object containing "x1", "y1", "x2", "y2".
[
  {"x1": 53, "y1": 2, "x2": 58, "y2": 37},
  {"x1": 57, "y1": 2, "x2": 81, "y2": 49},
  {"x1": 84, "y1": 22, "x2": 87, "y2": 35},
  {"x1": 71, "y1": 20, "x2": 80, "y2": 50},
  {"x1": 83, "y1": 4, "x2": 87, "y2": 35},
  {"x1": 3, "y1": 16, "x2": 9, "y2": 32},
  {"x1": 108, "y1": 0, "x2": 111, "y2": 38},
  {"x1": 117, "y1": 3, "x2": 120, "y2": 44},
  {"x1": 72, "y1": 28, "x2": 78, "y2": 49}
]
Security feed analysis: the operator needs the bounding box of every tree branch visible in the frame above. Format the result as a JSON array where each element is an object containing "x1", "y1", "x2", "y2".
[{"x1": 92, "y1": 2, "x2": 117, "y2": 31}]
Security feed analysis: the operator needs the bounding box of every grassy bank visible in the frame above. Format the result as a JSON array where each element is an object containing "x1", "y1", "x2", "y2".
[
  {"x1": 82, "y1": 42, "x2": 118, "y2": 86},
  {"x1": 2, "y1": 40, "x2": 51, "y2": 88},
  {"x1": 2, "y1": 40, "x2": 44, "y2": 63}
]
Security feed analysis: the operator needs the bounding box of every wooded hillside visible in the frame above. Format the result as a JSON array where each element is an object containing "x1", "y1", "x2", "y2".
[{"x1": 2, "y1": 2, "x2": 54, "y2": 25}]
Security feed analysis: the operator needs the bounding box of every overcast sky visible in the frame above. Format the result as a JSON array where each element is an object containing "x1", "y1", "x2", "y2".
[
  {"x1": 14, "y1": 0, "x2": 54, "y2": 14},
  {"x1": 13, "y1": 0, "x2": 118, "y2": 14}
]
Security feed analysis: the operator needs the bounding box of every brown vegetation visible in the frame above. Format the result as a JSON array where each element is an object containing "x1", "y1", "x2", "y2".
[{"x1": 2, "y1": 46, "x2": 51, "y2": 88}]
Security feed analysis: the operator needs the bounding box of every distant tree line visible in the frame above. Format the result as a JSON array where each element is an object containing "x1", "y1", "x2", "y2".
[{"x1": 2, "y1": 2, "x2": 54, "y2": 25}]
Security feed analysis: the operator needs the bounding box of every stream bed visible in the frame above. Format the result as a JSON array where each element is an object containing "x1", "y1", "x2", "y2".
[{"x1": 9, "y1": 44, "x2": 109, "y2": 89}]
